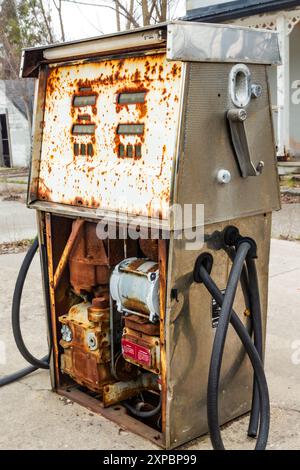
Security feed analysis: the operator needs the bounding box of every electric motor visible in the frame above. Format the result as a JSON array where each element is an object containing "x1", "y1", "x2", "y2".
[{"x1": 110, "y1": 258, "x2": 160, "y2": 323}]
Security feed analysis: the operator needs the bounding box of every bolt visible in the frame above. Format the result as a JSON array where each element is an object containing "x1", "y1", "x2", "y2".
[
  {"x1": 217, "y1": 169, "x2": 231, "y2": 184},
  {"x1": 257, "y1": 161, "x2": 265, "y2": 174},
  {"x1": 227, "y1": 108, "x2": 247, "y2": 122},
  {"x1": 251, "y1": 83, "x2": 263, "y2": 99}
]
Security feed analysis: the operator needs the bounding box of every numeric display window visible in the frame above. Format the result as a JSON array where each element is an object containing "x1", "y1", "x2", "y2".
[
  {"x1": 73, "y1": 95, "x2": 97, "y2": 107},
  {"x1": 117, "y1": 124, "x2": 144, "y2": 135},
  {"x1": 118, "y1": 92, "x2": 146, "y2": 104}
]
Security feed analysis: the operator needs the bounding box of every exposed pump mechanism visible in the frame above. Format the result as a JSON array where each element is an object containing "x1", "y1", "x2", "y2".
[{"x1": 1, "y1": 224, "x2": 270, "y2": 450}]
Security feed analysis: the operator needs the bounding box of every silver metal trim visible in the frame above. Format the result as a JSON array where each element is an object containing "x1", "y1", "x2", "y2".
[
  {"x1": 167, "y1": 21, "x2": 281, "y2": 65},
  {"x1": 20, "y1": 21, "x2": 281, "y2": 78}
]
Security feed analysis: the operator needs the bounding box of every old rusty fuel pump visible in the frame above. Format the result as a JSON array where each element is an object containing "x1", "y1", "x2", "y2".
[{"x1": 1, "y1": 22, "x2": 281, "y2": 449}]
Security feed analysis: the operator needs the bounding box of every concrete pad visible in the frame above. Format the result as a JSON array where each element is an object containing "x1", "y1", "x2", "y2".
[
  {"x1": 0, "y1": 201, "x2": 37, "y2": 243},
  {"x1": 0, "y1": 240, "x2": 300, "y2": 450},
  {"x1": 272, "y1": 204, "x2": 300, "y2": 240}
]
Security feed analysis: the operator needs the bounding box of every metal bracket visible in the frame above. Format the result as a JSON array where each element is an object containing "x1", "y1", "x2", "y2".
[{"x1": 227, "y1": 108, "x2": 264, "y2": 178}]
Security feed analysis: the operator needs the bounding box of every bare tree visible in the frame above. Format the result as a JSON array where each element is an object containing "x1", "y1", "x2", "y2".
[
  {"x1": 126, "y1": 0, "x2": 135, "y2": 29},
  {"x1": 114, "y1": 0, "x2": 121, "y2": 31},
  {"x1": 116, "y1": 0, "x2": 174, "y2": 28},
  {"x1": 39, "y1": 0, "x2": 55, "y2": 43},
  {"x1": 61, "y1": 1, "x2": 177, "y2": 30},
  {"x1": 53, "y1": 0, "x2": 66, "y2": 41}
]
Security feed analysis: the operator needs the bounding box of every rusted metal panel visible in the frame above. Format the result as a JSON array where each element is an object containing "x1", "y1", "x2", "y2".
[
  {"x1": 37, "y1": 54, "x2": 182, "y2": 219},
  {"x1": 158, "y1": 239, "x2": 167, "y2": 436},
  {"x1": 57, "y1": 387, "x2": 164, "y2": 447},
  {"x1": 45, "y1": 213, "x2": 60, "y2": 387},
  {"x1": 28, "y1": 68, "x2": 47, "y2": 204}
]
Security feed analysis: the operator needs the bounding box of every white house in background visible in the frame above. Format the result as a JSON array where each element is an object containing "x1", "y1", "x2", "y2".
[
  {"x1": 0, "y1": 80, "x2": 33, "y2": 167},
  {"x1": 186, "y1": 0, "x2": 300, "y2": 160}
]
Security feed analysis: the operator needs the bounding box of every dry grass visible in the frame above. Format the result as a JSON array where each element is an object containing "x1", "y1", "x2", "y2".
[{"x1": 0, "y1": 239, "x2": 35, "y2": 255}]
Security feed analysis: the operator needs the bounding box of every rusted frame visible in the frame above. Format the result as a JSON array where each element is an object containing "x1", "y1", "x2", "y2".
[
  {"x1": 27, "y1": 66, "x2": 48, "y2": 205},
  {"x1": 45, "y1": 212, "x2": 61, "y2": 387},
  {"x1": 36, "y1": 211, "x2": 56, "y2": 388},
  {"x1": 57, "y1": 386, "x2": 164, "y2": 447},
  {"x1": 158, "y1": 239, "x2": 167, "y2": 445},
  {"x1": 53, "y1": 218, "x2": 84, "y2": 289}
]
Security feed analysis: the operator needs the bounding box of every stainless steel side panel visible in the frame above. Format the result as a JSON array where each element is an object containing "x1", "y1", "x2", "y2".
[
  {"x1": 167, "y1": 22, "x2": 281, "y2": 65},
  {"x1": 175, "y1": 62, "x2": 281, "y2": 225},
  {"x1": 165, "y1": 213, "x2": 271, "y2": 449}
]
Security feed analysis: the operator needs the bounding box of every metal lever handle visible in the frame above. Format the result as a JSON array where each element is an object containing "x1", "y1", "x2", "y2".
[{"x1": 227, "y1": 109, "x2": 264, "y2": 178}]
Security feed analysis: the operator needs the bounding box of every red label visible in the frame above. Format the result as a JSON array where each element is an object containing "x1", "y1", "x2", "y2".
[{"x1": 121, "y1": 338, "x2": 151, "y2": 367}]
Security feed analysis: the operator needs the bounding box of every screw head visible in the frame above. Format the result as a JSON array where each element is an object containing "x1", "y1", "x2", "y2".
[
  {"x1": 251, "y1": 83, "x2": 263, "y2": 99},
  {"x1": 256, "y1": 161, "x2": 265, "y2": 174},
  {"x1": 217, "y1": 169, "x2": 231, "y2": 184}
]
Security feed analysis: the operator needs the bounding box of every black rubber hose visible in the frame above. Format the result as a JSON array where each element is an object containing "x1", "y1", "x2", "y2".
[
  {"x1": 11, "y1": 237, "x2": 49, "y2": 369},
  {"x1": 0, "y1": 238, "x2": 50, "y2": 388},
  {"x1": 0, "y1": 355, "x2": 49, "y2": 387},
  {"x1": 207, "y1": 242, "x2": 251, "y2": 449},
  {"x1": 123, "y1": 397, "x2": 162, "y2": 418},
  {"x1": 199, "y1": 265, "x2": 270, "y2": 450},
  {"x1": 205, "y1": 242, "x2": 269, "y2": 450},
  {"x1": 227, "y1": 247, "x2": 262, "y2": 437},
  {"x1": 246, "y1": 257, "x2": 263, "y2": 438},
  {"x1": 226, "y1": 246, "x2": 250, "y2": 310}
]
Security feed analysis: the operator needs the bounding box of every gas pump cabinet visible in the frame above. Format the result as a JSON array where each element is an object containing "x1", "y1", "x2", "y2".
[{"x1": 21, "y1": 21, "x2": 280, "y2": 449}]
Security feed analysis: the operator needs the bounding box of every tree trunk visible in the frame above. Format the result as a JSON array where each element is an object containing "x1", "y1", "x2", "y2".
[
  {"x1": 115, "y1": 0, "x2": 121, "y2": 31},
  {"x1": 160, "y1": 0, "x2": 168, "y2": 22},
  {"x1": 142, "y1": 0, "x2": 150, "y2": 26},
  {"x1": 39, "y1": 0, "x2": 55, "y2": 43},
  {"x1": 126, "y1": 0, "x2": 134, "y2": 29},
  {"x1": 54, "y1": 0, "x2": 65, "y2": 42}
]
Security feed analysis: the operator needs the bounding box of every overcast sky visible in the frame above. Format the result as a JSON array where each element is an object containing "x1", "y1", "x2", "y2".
[{"x1": 49, "y1": 0, "x2": 186, "y2": 42}]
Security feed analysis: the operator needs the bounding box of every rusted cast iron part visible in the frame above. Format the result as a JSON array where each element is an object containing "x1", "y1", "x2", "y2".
[
  {"x1": 103, "y1": 373, "x2": 159, "y2": 407},
  {"x1": 53, "y1": 218, "x2": 84, "y2": 289},
  {"x1": 59, "y1": 300, "x2": 113, "y2": 392},
  {"x1": 113, "y1": 351, "x2": 139, "y2": 382},
  {"x1": 88, "y1": 295, "x2": 109, "y2": 322},
  {"x1": 68, "y1": 222, "x2": 138, "y2": 294},
  {"x1": 69, "y1": 222, "x2": 110, "y2": 293},
  {"x1": 124, "y1": 314, "x2": 160, "y2": 336},
  {"x1": 139, "y1": 239, "x2": 159, "y2": 261}
]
